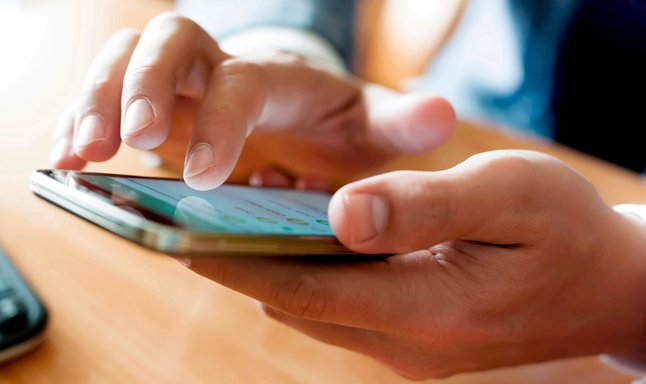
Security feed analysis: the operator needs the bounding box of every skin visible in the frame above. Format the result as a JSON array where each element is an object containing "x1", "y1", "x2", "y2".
[
  {"x1": 49, "y1": 12, "x2": 455, "y2": 188},
  {"x1": 211, "y1": 150, "x2": 646, "y2": 379},
  {"x1": 50, "y1": 12, "x2": 646, "y2": 379}
]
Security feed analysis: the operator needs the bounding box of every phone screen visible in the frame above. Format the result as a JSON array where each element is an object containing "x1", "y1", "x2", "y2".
[{"x1": 56, "y1": 171, "x2": 335, "y2": 236}]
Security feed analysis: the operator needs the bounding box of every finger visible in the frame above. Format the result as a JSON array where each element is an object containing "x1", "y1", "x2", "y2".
[
  {"x1": 72, "y1": 28, "x2": 140, "y2": 162},
  {"x1": 50, "y1": 98, "x2": 87, "y2": 170},
  {"x1": 250, "y1": 69, "x2": 455, "y2": 156},
  {"x1": 295, "y1": 175, "x2": 332, "y2": 192},
  {"x1": 258, "y1": 302, "x2": 389, "y2": 357},
  {"x1": 249, "y1": 168, "x2": 295, "y2": 188},
  {"x1": 120, "y1": 12, "x2": 226, "y2": 150},
  {"x1": 176, "y1": 54, "x2": 211, "y2": 100},
  {"x1": 186, "y1": 256, "x2": 410, "y2": 332},
  {"x1": 248, "y1": 168, "x2": 332, "y2": 191},
  {"x1": 366, "y1": 89, "x2": 456, "y2": 154},
  {"x1": 261, "y1": 302, "x2": 452, "y2": 379},
  {"x1": 259, "y1": 302, "x2": 444, "y2": 380},
  {"x1": 328, "y1": 150, "x2": 563, "y2": 254},
  {"x1": 182, "y1": 59, "x2": 267, "y2": 190}
]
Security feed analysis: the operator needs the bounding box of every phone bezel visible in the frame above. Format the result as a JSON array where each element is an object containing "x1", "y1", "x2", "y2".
[{"x1": 30, "y1": 169, "x2": 357, "y2": 257}]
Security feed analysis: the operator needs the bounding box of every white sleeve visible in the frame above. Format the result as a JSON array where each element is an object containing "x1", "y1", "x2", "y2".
[
  {"x1": 613, "y1": 204, "x2": 646, "y2": 222},
  {"x1": 599, "y1": 204, "x2": 646, "y2": 382},
  {"x1": 217, "y1": 26, "x2": 348, "y2": 75}
]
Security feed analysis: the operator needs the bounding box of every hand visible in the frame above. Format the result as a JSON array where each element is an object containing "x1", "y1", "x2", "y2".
[
  {"x1": 182, "y1": 150, "x2": 646, "y2": 379},
  {"x1": 49, "y1": 12, "x2": 456, "y2": 190}
]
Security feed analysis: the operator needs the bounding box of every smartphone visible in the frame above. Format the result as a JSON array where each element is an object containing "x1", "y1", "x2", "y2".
[
  {"x1": 30, "y1": 169, "x2": 357, "y2": 257},
  {"x1": 0, "y1": 246, "x2": 48, "y2": 364}
]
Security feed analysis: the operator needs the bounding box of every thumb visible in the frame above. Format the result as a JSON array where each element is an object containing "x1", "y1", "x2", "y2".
[
  {"x1": 328, "y1": 151, "x2": 553, "y2": 254},
  {"x1": 367, "y1": 91, "x2": 456, "y2": 154}
]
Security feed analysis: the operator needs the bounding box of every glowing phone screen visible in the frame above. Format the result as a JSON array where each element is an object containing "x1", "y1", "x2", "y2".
[{"x1": 76, "y1": 175, "x2": 335, "y2": 236}]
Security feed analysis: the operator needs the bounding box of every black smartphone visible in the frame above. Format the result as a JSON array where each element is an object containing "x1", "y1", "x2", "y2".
[
  {"x1": 0, "y1": 246, "x2": 48, "y2": 363},
  {"x1": 30, "y1": 169, "x2": 358, "y2": 257}
]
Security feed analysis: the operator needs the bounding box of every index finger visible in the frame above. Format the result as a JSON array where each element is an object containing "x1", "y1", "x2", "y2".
[{"x1": 120, "y1": 12, "x2": 227, "y2": 150}]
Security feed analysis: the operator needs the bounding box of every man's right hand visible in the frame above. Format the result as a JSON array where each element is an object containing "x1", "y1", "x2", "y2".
[{"x1": 49, "y1": 12, "x2": 456, "y2": 190}]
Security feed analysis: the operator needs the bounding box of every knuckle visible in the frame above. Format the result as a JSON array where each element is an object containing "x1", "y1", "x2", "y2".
[
  {"x1": 147, "y1": 11, "x2": 201, "y2": 39},
  {"x1": 149, "y1": 11, "x2": 191, "y2": 28},
  {"x1": 76, "y1": 82, "x2": 117, "y2": 113},
  {"x1": 498, "y1": 155, "x2": 537, "y2": 182},
  {"x1": 489, "y1": 153, "x2": 543, "y2": 202},
  {"x1": 124, "y1": 63, "x2": 167, "y2": 85},
  {"x1": 475, "y1": 150, "x2": 541, "y2": 185},
  {"x1": 215, "y1": 59, "x2": 263, "y2": 80},
  {"x1": 272, "y1": 274, "x2": 328, "y2": 320}
]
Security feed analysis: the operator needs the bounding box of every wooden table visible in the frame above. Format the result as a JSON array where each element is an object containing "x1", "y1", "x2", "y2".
[{"x1": 1, "y1": 1, "x2": 645, "y2": 382}]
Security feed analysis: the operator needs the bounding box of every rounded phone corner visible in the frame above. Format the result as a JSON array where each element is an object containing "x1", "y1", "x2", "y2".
[
  {"x1": 0, "y1": 275, "x2": 50, "y2": 365},
  {"x1": 0, "y1": 329, "x2": 47, "y2": 365}
]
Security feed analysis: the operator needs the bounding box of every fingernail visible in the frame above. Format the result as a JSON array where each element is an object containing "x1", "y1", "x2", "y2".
[
  {"x1": 74, "y1": 114, "x2": 106, "y2": 147},
  {"x1": 184, "y1": 143, "x2": 214, "y2": 178},
  {"x1": 344, "y1": 193, "x2": 388, "y2": 244},
  {"x1": 122, "y1": 98, "x2": 155, "y2": 138},
  {"x1": 249, "y1": 172, "x2": 262, "y2": 187},
  {"x1": 295, "y1": 177, "x2": 330, "y2": 191},
  {"x1": 50, "y1": 139, "x2": 70, "y2": 164}
]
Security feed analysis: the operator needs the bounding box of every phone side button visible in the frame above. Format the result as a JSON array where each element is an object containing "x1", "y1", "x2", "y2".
[{"x1": 0, "y1": 296, "x2": 28, "y2": 335}]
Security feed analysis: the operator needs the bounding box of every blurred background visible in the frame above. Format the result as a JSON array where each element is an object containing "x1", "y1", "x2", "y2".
[{"x1": 0, "y1": 0, "x2": 174, "y2": 178}]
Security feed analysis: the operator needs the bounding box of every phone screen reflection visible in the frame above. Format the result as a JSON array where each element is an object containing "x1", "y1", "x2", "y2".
[{"x1": 68, "y1": 173, "x2": 335, "y2": 236}]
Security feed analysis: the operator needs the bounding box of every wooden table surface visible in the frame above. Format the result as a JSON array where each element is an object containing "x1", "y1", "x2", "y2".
[{"x1": 1, "y1": 1, "x2": 645, "y2": 383}]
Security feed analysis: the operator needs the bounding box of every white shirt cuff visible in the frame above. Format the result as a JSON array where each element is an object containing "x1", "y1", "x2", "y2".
[
  {"x1": 218, "y1": 26, "x2": 347, "y2": 75},
  {"x1": 599, "y1": 204, "x2": 646, "y2": 381},
  {"x1": 613, "y1": 204, "x2": 646, "y2": 222}
]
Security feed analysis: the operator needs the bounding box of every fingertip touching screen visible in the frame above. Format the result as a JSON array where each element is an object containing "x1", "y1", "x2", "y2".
[{"x1": 45, "y1": 170, "x2": 335, "y2": 236}]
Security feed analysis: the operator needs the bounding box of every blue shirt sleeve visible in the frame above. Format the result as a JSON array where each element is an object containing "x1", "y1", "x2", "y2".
[{"x1": 176, "y1": 0, "x2": 356, "y2": 68}]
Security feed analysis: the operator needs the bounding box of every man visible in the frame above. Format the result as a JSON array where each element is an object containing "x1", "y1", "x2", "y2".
[{"x1": 49, "y1": 0, "x2": 646, "y2": 380}]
